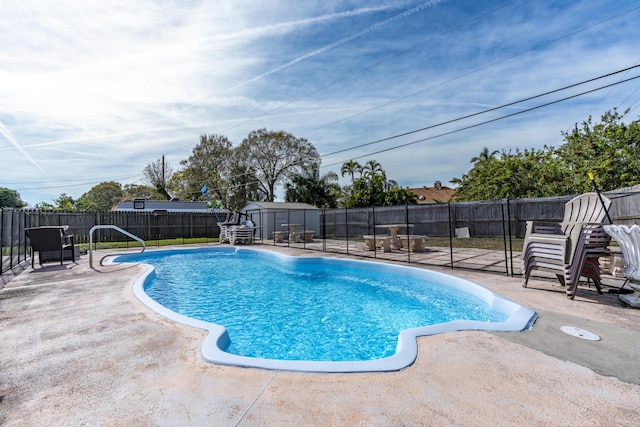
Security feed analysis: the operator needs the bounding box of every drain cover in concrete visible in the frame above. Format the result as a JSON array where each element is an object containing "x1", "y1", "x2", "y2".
[{"x1": 560, "y1": 326, "x2": 600, "y2": 341}]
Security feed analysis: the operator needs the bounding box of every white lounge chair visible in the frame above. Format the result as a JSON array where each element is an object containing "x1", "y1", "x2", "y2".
[
  {"x1": 218, "y1": 212, "x2": 241, "y2": 244},
  {"x1": 604, "y1": 224, "x2": 640, "y2": 307},
  {"x1": 229, "y1": 220, "x2": 255, "y2": 245}
]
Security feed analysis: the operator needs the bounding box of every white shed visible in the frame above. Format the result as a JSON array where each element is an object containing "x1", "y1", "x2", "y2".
[{"x1": 242, "y1": 202, "x2": 320, "y2": 240}]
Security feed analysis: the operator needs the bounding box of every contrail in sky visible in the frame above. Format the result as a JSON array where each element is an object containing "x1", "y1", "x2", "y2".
[
  {"x1": 231, "y1": 0, "x2": 445, "y2": 89},
  {"x1": 0, "y1": 122, "x2": 210, "y2": 151},
  {"x1": 0, "y1": 121, "x2": 47, "y2": 174}
]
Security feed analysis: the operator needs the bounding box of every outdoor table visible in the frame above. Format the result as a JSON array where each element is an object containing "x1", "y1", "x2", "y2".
[
  {"x1": 281, "y1": 223, "x2": 303, "y2": 242},
  {"x1": 375, "y1": 224, "x2": 414, "y2": 249}
]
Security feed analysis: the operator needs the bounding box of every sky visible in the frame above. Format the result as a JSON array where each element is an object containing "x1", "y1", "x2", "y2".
[{"x1": 1, "y1": 0, "x2": 640, "y2": 206}]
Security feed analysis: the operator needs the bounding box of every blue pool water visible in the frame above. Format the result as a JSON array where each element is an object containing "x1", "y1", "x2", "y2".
[{"x1": 116, "y1": 247, "x2": 536, "y2": 372}]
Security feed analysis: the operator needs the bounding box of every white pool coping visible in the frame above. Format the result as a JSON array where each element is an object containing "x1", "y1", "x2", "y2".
[{"x1": 115, "y1": 246, "x2": 537, "y2": 373}]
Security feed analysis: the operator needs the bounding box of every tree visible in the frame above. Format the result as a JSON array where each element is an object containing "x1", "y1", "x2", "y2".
[
  {"x1": 470, "y1": 147, "x2": 499, "y2": 165},
  {"x1": 178, "y1": 134, "x2": 234, "y2": 205},
  {"x1": 285, "y1": 163, "x2": 340, "y2": 208},
  {"x1": 53, "y1": 193, "x2": 76, "y2": 210},
  {"x1": 451, "y1": 109, "x2": 640, "y2": 201},
  {"x1": 384, "y1": 186, "x2": 417, "y2": 205},
  {"x1": 167, "y1": 170, "x2": 193, "y2": 201},
  {"x1": 76, "y1": 181, "x2": 124, "y2": 211},
  {"x1": 123, "y1": 184, "x2": 162, "y2": 200},
  {"x1": 557, "y1": 108, "x2": 640, "y2": 192},
  {"x1": 451, "y1": 147, "x2": 573, "y2": 201},
  {"x1": 143, "y1": 157, "x2": 173, "y2": 200},
  {"x1": 347, "y1": 174, "x2": 387, "y2": 207},
  {"x1": 340, "y1": 160, "x2": 362, "y2": 183},
  {"x1": 236, "y1": 129, "x2": 319, "y2": 202},
  {"x1": 225, "y1": 160, "x2": 264, "y2": 211},
  {"x1": 0, "y1": 187, "x2": 26, "y2": 208},
  {"x1": 341, "y1": 160, "x2": 415, "y2": 207},
  {"x1": 361, "y1": 160, "x2": 384, "y2": 179}
]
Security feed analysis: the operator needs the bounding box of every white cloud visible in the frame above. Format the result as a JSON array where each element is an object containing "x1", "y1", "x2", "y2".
[{"x1": 1, "y1": 0, "x2": 639, "y2": 205}]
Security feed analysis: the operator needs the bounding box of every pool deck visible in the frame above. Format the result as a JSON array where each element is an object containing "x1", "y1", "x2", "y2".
[{"x1": 2, "y1": 243, "x2": 640, "y2": 426}]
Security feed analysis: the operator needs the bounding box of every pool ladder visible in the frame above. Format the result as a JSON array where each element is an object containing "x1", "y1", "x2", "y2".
[{"x1": 89, "y1": 225, "x2": 146, "y2": 267}]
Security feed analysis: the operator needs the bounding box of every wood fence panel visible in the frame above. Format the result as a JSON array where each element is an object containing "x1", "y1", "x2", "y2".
[{"x1": 14, "y1": 191, "x2": 639, "y2": 244}]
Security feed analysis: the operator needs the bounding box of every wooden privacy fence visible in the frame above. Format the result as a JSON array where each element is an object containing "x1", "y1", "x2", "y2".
[
  {"x1": 2, "y1": 190, "x2": 639, "y2": 275},
  {"x1": 22, "y1": 210, "x2": 222, "y2": 244}
]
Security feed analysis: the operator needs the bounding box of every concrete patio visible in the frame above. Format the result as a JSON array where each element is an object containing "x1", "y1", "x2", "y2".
[{"x1": 1, "y1": 243, "x2": 639, "y2": 426}]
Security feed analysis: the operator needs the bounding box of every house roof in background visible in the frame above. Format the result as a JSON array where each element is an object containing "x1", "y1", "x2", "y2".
[{"x1": 409, "y1": 186, "x2": 456, "y2": 203}]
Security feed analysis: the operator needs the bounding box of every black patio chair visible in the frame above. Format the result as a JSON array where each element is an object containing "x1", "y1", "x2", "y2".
[{"x1": 25, "y1": 226, "x2": 76, "y2": 268}]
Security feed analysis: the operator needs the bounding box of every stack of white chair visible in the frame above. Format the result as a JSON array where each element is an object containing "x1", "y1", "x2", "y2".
[
  {"x1": 229, "y1": 220, "x2": 255, "y2": 245},
  {"x1": 604, "y1": 224, "x2": 640, "y2": 307},
  {"x1": 522, "y1": 192, "x2": 612, "y2": 299},
  {"x1": 218, "y1": 212, "x2": 242, "y2": 244}
]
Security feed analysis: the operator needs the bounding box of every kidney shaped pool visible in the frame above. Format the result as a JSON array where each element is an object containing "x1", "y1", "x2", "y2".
[{"x1": 114, "y1": 247, "x2": 536, "y2": 372}]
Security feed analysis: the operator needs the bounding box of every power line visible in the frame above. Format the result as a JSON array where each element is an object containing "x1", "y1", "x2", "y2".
[
  {"x1": 35, "y1": 71, "x2": 638, "y2": 196},
  {"x1": 159, "y1": 3, "x2": 640, "y2": 176},
  {"x1": 163, "y1": 3, "x2": 640, "y2": 182},
  {"x1": 321, "y1": 73, "x2": 640, "y2": 169},
  {"x1": 305, "y1": 5, "x2": 640, "y2": 138},
  {"x1": 586, "y1": 57, "x2": 640, "y2": 118},
  {"x1": 7, "y1": 173, "x2": 143, "y2": 192},
  {"x1": 171, "y1": 72, "x2": 640, "y2": 195},
  {"x1": 319, "y1": 65, "x2": 640, "y2": 158}
]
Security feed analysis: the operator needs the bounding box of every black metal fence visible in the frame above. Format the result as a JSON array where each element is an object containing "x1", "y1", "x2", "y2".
[
  {"x1": 1, "y1": 209, "x2": 28, "y2": 275},
  {"x1": 3, "y1": 191, "x2": 639, "y2": 277}
]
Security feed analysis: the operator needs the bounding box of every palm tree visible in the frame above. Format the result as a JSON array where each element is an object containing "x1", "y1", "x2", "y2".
[
  {"x1": 285, "y1": 163, "x2": 340, "y2": 208},
  {"x1": 385, "y1": 179, "x2": 398, "y2": 192},
  {"x1": 340, "y1": 160, "x2": 362, "y2": 183},
  {"x1": 362, "y1": 160, "x2": 384, "y2": 179},
  {"x1": 470, "y1": 147, "x2": 499, "y2": 165}
]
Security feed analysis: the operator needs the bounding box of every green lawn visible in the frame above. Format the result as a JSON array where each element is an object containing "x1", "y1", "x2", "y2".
[{"x1": 80, "y1": 237, "x2": 219, "y2": 251}]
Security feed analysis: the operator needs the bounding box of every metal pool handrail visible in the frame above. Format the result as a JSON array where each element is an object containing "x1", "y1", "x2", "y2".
[{"x1": 89, "y1": 225, "x2": 146, "y2": 267}]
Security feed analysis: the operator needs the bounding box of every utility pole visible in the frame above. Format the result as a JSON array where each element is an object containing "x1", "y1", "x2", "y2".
[{"x1": 162, "y1": 154, "x2": 165, "y2": 184}]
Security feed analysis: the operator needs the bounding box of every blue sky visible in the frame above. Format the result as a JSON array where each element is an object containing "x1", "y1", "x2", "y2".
[{"x1": 1, "y1": 0, "x2": 639, "y2": 206}]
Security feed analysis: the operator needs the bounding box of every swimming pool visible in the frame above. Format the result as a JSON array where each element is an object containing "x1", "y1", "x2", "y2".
[{"x1": 116, "y1": 247, "x2": 536, "y2": 372}]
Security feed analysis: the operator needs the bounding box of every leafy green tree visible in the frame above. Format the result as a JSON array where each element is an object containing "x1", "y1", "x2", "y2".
[
  {"x1": 470, "y1": 147, "x2": 499, "y2": 165},
  {"x1": 340, "y1": 160, "x2": 415, "y2": 207},
  {"x1": 347, "y1": 174, "x2": 387, "y2": 207},
  {"x1": 225, "y1": 161, "x2": 264, "y2": 211},
  {"x1": 361, "y1": 160, "x2": 384, "y2": 180},
  {"x1": 143, "y1": 157, "x2": 173, "y2": 200},
  {"x1": 451, "y1": 147, "x2": 573, "y2": 201},
  {"x1": 123, "y1": 184, "x2": 162, "y2": 200},
  {"x1": 236, "y1": 129, "x2": 320, "y2": 202},
  {"x1": 37, "y1": 201, "x2": 56, "y2": 210},
  {"x1": 167, "y1": 170, "x2": 193, "y2": 201},
  {"x1": 0, "y1": 187, "x2": 26, "y2": 208},
  {"x1": 179, "y1": 134, "x2": 234, "y2": 205},
  {"x1": 557, "y1": 108, "x2": 640, "y2": 192},
  {"x1": 76, "y1": 181, "x2": 124, "y2": 211},
  {"x1": 451, "y1": 109, "x2": 640, "y2": 201},
  {"x1": 285, "y1": 163, "x2": 340, "y2": 208},
  {"x1": 384, "y1": 187, "x2": 418, "y2": 205},
  {"x1": 53, "y1": 193, "x2": 76, "y2": 210}
]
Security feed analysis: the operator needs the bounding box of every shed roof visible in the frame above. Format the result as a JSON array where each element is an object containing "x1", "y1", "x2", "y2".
[
  {"x1": 243, "y1": 201, "x2": 319, "y2": 210},
  {"x1": 115, "y1": 200, "x2": 214, "y2": 213}
]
